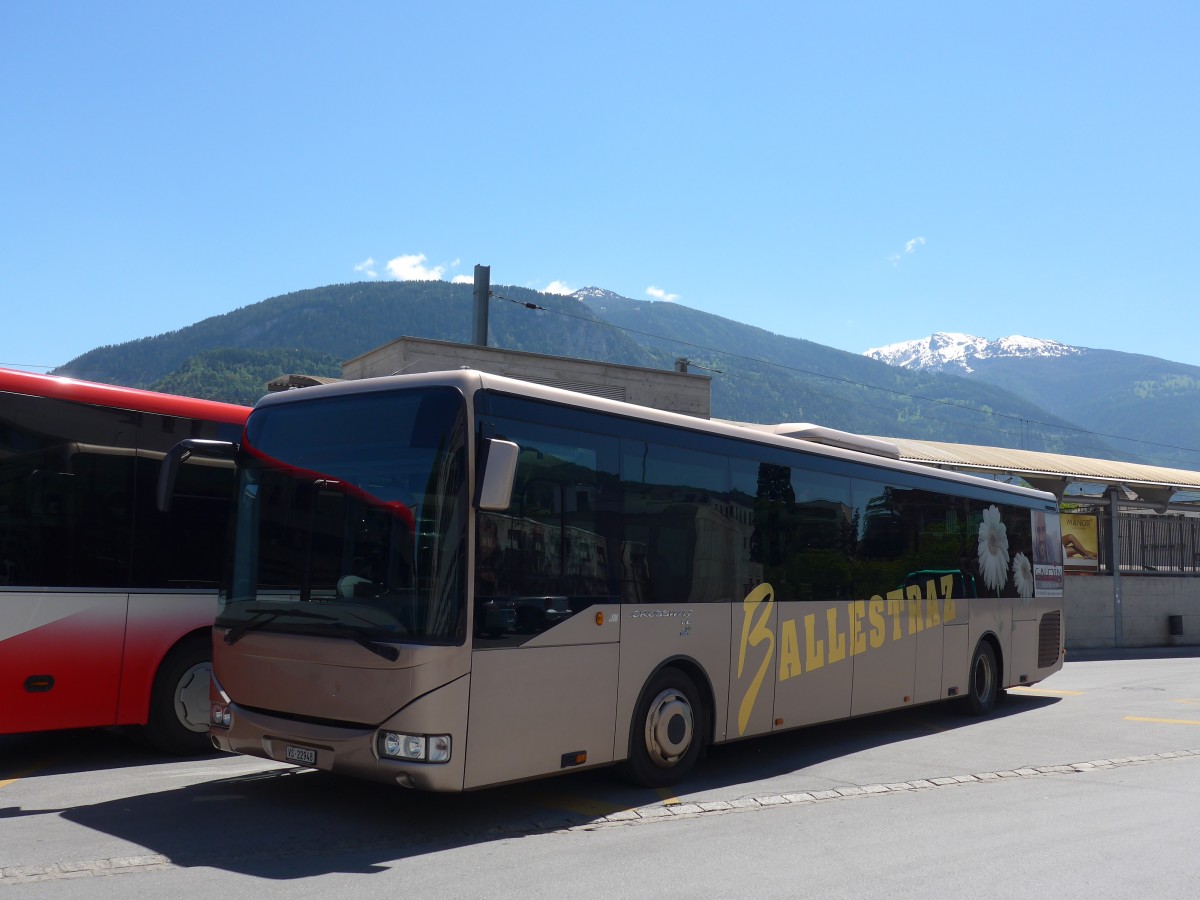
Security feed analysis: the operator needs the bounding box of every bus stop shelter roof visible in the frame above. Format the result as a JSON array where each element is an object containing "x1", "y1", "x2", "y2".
[{"x1": 873, "y1": 437, "x2": 1200, "y2": 509}]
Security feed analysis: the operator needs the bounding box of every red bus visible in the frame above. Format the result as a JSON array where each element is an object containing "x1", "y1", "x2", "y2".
[{"x1": 0, "y1": 368, "x2": 249, "y2": 753}]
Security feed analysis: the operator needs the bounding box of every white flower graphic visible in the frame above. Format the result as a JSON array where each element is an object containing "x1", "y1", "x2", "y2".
[
  {"x1": 977, "y1": 505, "x2": 1010, "y2": 593},
  {"x1": 1012, "y1": 551, "x2": 1034, "y2": 601}
]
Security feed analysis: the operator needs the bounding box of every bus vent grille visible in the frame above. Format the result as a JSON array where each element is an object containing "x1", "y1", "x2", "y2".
[{"x1": 1038, "y1": 611, "x2": 1062, "y2": 668}]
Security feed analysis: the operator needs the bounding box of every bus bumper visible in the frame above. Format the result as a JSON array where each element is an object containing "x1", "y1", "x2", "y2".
[{"x1": 209, "y1": 673, "x2": 472, "y2": 792}]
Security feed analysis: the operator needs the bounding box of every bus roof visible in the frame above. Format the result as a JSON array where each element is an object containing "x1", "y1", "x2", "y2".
[
  {"x1": 251, "y1": 368, "x2": 1058, "y2": 507},
  {"x1": 0, "y1": 368, "x2": 251, "y2": 425}
]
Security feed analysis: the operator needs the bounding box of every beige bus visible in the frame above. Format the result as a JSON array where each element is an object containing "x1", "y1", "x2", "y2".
[{"x1": 162, "y1": 369, "x2": 1065, "y2": 791}]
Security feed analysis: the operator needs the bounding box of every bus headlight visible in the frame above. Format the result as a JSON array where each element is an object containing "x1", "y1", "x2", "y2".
[{"x1": 379, "y1": 731, "x2": 451, "y2": 763}]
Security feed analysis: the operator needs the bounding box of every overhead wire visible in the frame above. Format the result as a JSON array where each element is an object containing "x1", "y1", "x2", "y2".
[
  {"x1": 9, "y1": 290, "x2": 1197, "y2": 467},
  {"x1": 500, "y1": 293, "x2": 1200, "y2": 466}
]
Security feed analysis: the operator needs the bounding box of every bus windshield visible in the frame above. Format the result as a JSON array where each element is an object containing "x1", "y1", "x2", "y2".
[{"x1": 220, "y1": 387, "x2": 469, "y2": 646}]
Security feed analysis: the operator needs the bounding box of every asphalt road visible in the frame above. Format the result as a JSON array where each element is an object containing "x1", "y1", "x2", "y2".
[{"x1": 2, "y1": 654, "x2": 1198, "y2": 897}]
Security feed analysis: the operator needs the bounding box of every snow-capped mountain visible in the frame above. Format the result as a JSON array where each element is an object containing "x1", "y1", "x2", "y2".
[
  {"x1": 571, "y1": 286, "x2": 616, "y2": 301},
  {"x1": 864, "y1": 332, "x2": 1086, "y2": 374},
  {"x1": 863, "y1": 332, "x2": 1200, "y2": 468}
]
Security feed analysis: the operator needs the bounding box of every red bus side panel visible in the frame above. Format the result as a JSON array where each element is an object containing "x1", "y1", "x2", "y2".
[
  {"x1": 0, "y1": 593, "x2": 128, "y2": 734},
  {"x1": 114, "y1": 592, "x2": 217, "y2": 726}
]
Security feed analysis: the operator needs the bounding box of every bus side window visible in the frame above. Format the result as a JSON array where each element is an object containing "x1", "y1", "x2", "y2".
[
  {"x1": 132, "y1": 415, "x2": 241, "y2": 590},
  {"x1": 619, "y1": 439, "x2": 733, "y2": 604},
  {"x1": 474, "y1": 419, "x2": 620, "y2": 640},
  {"x1": 1, "y1": 397, "x2": 136, "y2": 589}
]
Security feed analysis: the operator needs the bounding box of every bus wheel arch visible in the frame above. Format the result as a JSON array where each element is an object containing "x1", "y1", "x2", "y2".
[
  {"x1": 622, "y1": 663, "x2": 708, "y2": 788},
  {"x1": 143, "y1": 630, "x2": 215, "y2": 755},
  {"x1": 961, "y1": 635, "x2": 1002, "y2": 716},
  {"x1": 663, "y1": 656, "x2": 716, "y2": 744}
]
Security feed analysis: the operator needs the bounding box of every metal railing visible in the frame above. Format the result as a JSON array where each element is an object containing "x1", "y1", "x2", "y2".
[{"x1": 1108, "y1": 513, "x2": 1200, "y2": 575}]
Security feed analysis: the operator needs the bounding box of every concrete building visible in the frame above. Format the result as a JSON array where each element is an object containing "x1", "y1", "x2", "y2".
[{"x1": 341, "y1": 336, "x2": 710, "y2": 418}]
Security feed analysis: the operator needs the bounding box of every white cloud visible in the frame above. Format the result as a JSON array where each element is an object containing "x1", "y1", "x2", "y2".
[
  {"x1": 386, "y1": 253, "x2": 446, "y2": 281},
  {"x1": 451, "y1": 274, "x2": 473, "y2": 284},
  {"x1": 646, "y1": 285, "x2": 679, "y2": 302},
  {"x1": 543, "y1": 280, "x2": 574, "y2": 295},
  {"x1": 354, "y1": 257, "x2": 378, "y2": 279},
  {"x1": 889, "y1": 237, "x2": 927, "y2": 266}
]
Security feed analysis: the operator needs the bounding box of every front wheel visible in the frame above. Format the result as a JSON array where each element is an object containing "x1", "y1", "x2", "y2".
[
  {"x1": 622, "y1": 668, "x2": 704, "y2": 788},
  {"x1": 143, "y1": 635, "x2": 215, "y2": 755},
  {"x1": 962, "y1": 640, "x2": 999, "y2": 716}
]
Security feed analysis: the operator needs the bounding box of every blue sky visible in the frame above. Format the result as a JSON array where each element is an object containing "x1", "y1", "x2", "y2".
[{"x1": 2, "y1": 2, "x2": 1198, "y2": 373}]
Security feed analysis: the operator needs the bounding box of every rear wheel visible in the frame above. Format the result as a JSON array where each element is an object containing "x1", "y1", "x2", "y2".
[
  {"x1": 962, "y1": 641, "x2": 999, "y2": 716},
  {"x1": 623, "y1": 668, "x2": 704, "y2": 788},
  {"x1": 143, "y1": 635, "x2": 214, "y2": 755}
]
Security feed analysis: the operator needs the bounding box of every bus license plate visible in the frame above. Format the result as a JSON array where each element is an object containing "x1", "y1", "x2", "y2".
[{"x1": 286, "y1": 745, "x2": 317, "y2": 766}]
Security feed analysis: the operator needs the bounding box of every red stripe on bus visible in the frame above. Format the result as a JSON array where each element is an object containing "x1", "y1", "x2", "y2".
[{"x1": 0, "y1": 367, "x2": 250, "y2": 425}]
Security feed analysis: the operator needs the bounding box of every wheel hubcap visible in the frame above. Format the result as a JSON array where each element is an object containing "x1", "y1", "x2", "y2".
[
  {"x1": 644, "y1": 688, "x2": 694, "y2": 768},
  {"x1": 973, "y1": 654, "x2": 993, "y2": 701},
  {"x1": 174, "y1": 662, "x2": 212, "y2": 733}
]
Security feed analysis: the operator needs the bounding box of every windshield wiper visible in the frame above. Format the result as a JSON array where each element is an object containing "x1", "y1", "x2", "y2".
[
  {"x1": 222, "y1": 606, "x2": 400, "y2": 661},
  {"x1": 327, "y1": 624, "x2": 400, "y2": 661},
  {"x1": 223, "y1": 607, "x2": 339, "y2": 646}
]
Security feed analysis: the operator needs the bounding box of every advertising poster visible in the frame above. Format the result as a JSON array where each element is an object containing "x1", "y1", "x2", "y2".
[
  {"x1": 1060, "y1": 513, "x2": 1100, "y2": 569},
  {"x1": 1031, "y1": 510, "x2": 1064, "y2": 597}
]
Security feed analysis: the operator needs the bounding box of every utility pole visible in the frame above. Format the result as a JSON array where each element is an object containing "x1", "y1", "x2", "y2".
[
  {"x1": 472, "y1": 265, "x2": 490, "y2": 347},
  {"x1": 1108, "y1": 486, "x2": 1123, "y2": 647}
]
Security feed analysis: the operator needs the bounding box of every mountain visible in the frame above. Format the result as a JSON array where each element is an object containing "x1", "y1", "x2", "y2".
[
  {"x1": 51, "y1": 283, "x2": 1164, "y2": 462},
  {"x1": 59, "y1": 282, "x2": 657, "y2": 394},
  {"x1": 151, "y1": 348, "x2": 344, "y2": 404},
  {"x1": 865, "y1": 333, "x2": 1084, "y2": 373},
  {"x1": 572, "y1": 290, "x2": 1073, "y2": 449},
  {"x1": 865, "y1": 333, "x2": 1200, "y2": 469}
]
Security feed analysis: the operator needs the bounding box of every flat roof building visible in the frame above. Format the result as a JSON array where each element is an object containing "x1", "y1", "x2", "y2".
[{"x1": 341, "y1": 336, "x2": 711, "y2": 418}]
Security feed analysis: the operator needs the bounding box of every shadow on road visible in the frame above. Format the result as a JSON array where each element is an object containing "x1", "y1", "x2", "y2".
[
  {"x1": 2, "y1": 693, "x2": 1059, "y2": 880},
  {"x1": 1065, "y1": 647, "x2": 1200, "y2": 662},
  {"x1": 680, "y1": 690, "x2": 1059, "y2": 793},
  {"x1": 0, "y1": 728, "x2": 217, "y2": 781}
]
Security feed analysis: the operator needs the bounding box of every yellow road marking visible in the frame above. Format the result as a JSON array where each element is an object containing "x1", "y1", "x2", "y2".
[
  {"x1": 531, "y1": 791, "x2": 632, "y2": 818},
  {"x1": 0, "y1": 761, "x2": 53, "y2": 790},
  {"x1": 1124, "y1": 716, "x2": 1200, "y2": 726},
  {"x1": 534, "y1": 787, "x2": 679, "y2": 818},
  {"x1": 1174, "y1": 699, "x2": 1200, "y2": 707},
  {"x1": 1009, "y1": 687, "x2": 1084, "y2": 696}
]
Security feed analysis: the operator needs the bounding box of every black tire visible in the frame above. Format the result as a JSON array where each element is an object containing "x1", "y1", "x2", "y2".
[
  {"x1": 962, "y1": 640, "x2": 999, "y2": 716},
  {"x1": 622, "y1": 667, "x2": 704, "y2": 788},
  {"x1": 143, "y1": 635, "x2": 215, "y2": 755}
]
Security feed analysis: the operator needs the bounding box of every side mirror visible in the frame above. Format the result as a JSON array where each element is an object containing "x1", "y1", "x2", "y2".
[
  {"x1": 477, "y1": 439, "x2": 519, "y2": 511},
  {"x1": 157, "y1": 438, "x2": 240, "y2": 512}
]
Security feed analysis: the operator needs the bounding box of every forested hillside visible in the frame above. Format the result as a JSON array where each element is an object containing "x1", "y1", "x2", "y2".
[
  {"x1": 866, "y1": 333, "x2": 1200, "y2": 469},
  {"x1": 151, "y1": 348, "x2": 344, "y2": 405},
  {"x1": 55, "y1": 281, "x2": 1117, "y2": 458},
  {"x1": 962, "y1": 353, "x2": 1200, "y2": 468},
  {"x1": 59, "y1": 282, "x2": 654, "y2": 388}
]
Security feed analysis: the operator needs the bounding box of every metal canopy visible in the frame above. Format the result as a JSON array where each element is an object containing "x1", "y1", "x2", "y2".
[{"x1": 875, "y1": 437, "x2": 1200, "y2": 511}]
